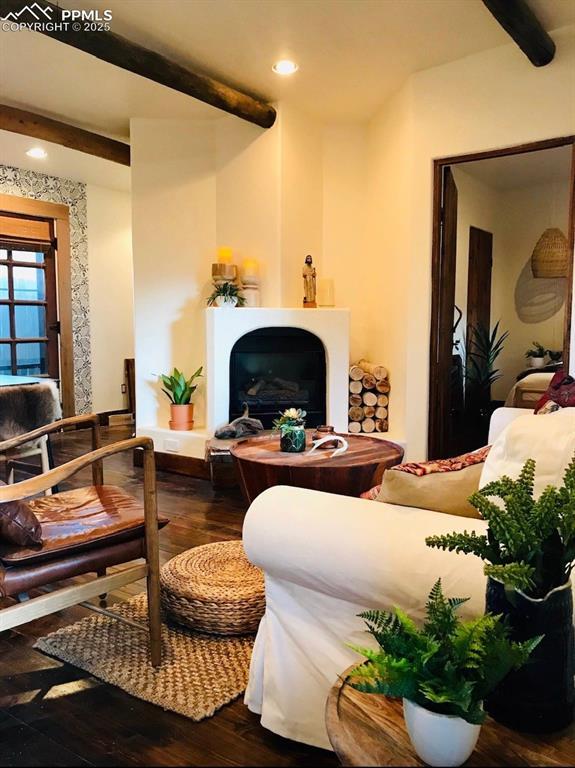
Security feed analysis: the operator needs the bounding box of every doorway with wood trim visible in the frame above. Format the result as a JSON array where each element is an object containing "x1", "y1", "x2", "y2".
[
  {"x1": 429, "y1": 137, "x2": 575, "y2": 459},
  {"x1": 0, "y1": 196, "x2": 74, "y2": 416}
]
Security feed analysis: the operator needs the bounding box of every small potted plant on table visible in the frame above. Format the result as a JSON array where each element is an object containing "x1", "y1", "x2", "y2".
[
  {"x1": 349, "y1": 580, "x2": 539, "y2": 767},
  {"x1": 207, "y1": 281, "x2": 246, "y2": 308},
  {"x1": 273, "y1": 408, "x2": 307, "y2": 452},
  {"x1": 427, "y1": 455, "x2": 575, "y2": 732},
  {"x1": 525, "y1": 341, "x2": 547, "y2": 368},
  {"x1": 159, "y1": 367, "x2": 203, "y2": 430}
]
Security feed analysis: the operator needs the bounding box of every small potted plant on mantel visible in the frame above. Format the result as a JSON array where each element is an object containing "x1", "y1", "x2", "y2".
[
  {"x1": 207, "y1": 280, "x2": 246, "y2": 308},
  {"x1": 525, "y1": 341, "x2": 547, "y2": 368},
  {"x1": 349, "y1": 580, "x2": 539, "y2": 767},
  {"x1": 273, "y1": 408, "x2": 307, "y2": 452},
  {"x1": 159, "y1": 367, "x2": 203, "y2": 431},
  {"x1": 427, "y1": 454, "x2": 575, "y2": 732}
]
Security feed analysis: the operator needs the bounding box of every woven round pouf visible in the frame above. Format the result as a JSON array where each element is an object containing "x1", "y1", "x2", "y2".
[{"x1": 160, "y1": 540, "x2": 265, "y2": 635}]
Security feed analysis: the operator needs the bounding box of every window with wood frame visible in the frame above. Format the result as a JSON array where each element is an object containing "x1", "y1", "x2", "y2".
[{"x1": 0, "y1": 222, "x2": 59, "y2": 379}]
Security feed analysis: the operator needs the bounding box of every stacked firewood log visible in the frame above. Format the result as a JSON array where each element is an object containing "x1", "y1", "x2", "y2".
[{"x1": 348, "y1": 359, "x2": 390, "y2": 433}]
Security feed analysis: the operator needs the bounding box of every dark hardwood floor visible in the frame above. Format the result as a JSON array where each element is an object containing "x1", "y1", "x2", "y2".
[{"x1": 0, "y1": 427, "x2": 337, "y2": 768}]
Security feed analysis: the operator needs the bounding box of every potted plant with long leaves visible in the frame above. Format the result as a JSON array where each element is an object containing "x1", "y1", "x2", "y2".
[
  {"x1": 349, "y1": 579, "x2": 539, "y2": 767},
  {"x1": 207, "y1": 280, "x2": 246, "y2": 308},
  {"x1": 426, "y1": 455, "x2": 575, "y2": 732},
  {"x1": 525, "y1": 341, "x2": 547, "y2": 368},
  {"x1": 464, "y1": 320, "x2": 509, "y2": 446},
  {"x1": 273, "y1": 408, "x2": 307, "y2": 452},
  {"x1": 159, "y1": 366, "x2": 203, "y2": 430}
]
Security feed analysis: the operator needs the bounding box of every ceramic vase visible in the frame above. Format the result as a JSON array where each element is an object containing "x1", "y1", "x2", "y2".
[
  {"x1": 485, "y1": 577, "x2": 574, "y2": 732},
  {"x1": 280, "y1": 425, "x2": 306, "y2": 452},
  {"x1": 403, "y1": 699, "x2": 481, "y2": 767},
  {"x1": 215, "y1": 295, "x2": 238, "y2": 308}
]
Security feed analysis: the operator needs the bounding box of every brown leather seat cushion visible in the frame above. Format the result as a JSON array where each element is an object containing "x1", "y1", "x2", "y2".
[
  {"x1": 0, "y1": 485, "x2": 168, "y2": 566},
  {"x1": 0, "y1": 537, "x2": 146, "y2": 599}
]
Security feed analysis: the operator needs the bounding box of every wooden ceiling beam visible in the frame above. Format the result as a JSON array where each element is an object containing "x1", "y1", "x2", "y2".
[
  {"x1": 482, "y1": 0, "x2": 555, "y2": 67},
  {"x1": 0, "y1": 105, "x2": 131, "y2": 166},
  {"x1": 0, "y1": 0, "x2": 276, "y2": 129}
]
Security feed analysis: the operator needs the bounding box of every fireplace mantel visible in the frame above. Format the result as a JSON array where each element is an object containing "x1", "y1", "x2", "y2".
[{"x1": 206, "y1": 307, "x2": 350, "y2": 435}]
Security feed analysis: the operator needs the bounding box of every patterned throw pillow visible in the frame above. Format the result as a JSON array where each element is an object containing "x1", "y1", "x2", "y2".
[
  {"x1": 360, "y1": 446, "x2": 490, "y2": 501},
  {"x1": 391, "y1": 445, "x2": 491, "y2": 477},
  {"x1": 535, "y1": 370, "x2": 575, "y2": 413},
  {"x1": 360, "y1": 484, "x2": 381, "y2": 500}
]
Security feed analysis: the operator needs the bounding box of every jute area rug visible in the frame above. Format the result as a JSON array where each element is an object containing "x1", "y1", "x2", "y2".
[{"x1": 34, "y1": 594, "x2": 254, "y2": 720}]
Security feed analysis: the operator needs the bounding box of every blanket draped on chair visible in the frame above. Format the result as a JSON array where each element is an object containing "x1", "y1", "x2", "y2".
[{"x1": 0, "y1": 381, "x2": 61, "y2": 440}]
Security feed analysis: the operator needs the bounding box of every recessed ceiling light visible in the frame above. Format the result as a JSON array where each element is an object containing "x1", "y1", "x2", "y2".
[
  {"x1": 272, "y1": 59, "x2": 298, "y2": 76},
  {"x1": 26, "y1": 147, "x2": 48, "y2": 159}
]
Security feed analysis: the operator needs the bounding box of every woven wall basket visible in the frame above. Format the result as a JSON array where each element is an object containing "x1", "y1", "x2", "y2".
[{"x1": 531, "y1": 227, "x2": 569, "y2": 279}]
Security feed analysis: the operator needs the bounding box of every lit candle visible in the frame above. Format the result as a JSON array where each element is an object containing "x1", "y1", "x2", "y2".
[
  {"x1": 217, "y1": 246, "x2": 233, "y2": 264},
  {"x1": 242, "y1": 258, "x2": 259, "y2": 278}
]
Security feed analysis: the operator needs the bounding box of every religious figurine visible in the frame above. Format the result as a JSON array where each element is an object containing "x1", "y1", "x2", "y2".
[{"x1": 302, "y1": 254, "x2": 317, "y2": 308}]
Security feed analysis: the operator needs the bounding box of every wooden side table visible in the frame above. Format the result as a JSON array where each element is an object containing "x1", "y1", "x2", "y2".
[
  {"x1": 230, "y1": 433, "x2": 404, "y2": 504},
  {"x1": 325, "y1": 665, "x2": 575, "y2": 766}
]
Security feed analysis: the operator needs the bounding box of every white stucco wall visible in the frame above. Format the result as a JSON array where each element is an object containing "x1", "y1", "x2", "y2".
[{"x1": 87, "y1": 183, "x2": 134, "y2": 413}]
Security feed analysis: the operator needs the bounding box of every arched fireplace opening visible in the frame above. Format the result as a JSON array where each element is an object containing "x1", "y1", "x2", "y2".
[{"x1": 229, "y1": 326, "x2": 327, "y2": 429}]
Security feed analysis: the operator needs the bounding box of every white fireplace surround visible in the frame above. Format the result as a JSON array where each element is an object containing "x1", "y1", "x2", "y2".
[
  {"x1": 137, "y1": 307, "x2": 350, "y2": 460},
  {"x1": 206, "y1": 307, "x2": 350, "y2": 435}
]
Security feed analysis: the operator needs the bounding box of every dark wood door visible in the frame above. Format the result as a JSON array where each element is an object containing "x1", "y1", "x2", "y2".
[
  {"x1": 428, "y1": 166, "x2": 458, "y2": 459},
  {"x1": 465, "y1": 226, "x2": 493, "y2": 401}
]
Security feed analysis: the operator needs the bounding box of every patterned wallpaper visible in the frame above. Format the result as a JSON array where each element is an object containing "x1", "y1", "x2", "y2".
[{"x1": 0, "y1": 165, "x2": 92, "y2": 413}]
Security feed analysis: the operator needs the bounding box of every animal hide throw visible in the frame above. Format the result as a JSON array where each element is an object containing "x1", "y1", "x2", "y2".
[{"x1": 0, "y1": 381, "x2": 62, "y2": 441}]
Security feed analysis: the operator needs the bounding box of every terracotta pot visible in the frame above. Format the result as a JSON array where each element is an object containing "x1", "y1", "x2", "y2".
[{"x1": 169, "y1": 403, "x2": 194, "y2": 431}]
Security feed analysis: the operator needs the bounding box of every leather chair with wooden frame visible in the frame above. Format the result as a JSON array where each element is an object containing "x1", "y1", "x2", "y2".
[{"x1": 0, "y1": 414, "x2": 165, "y2": 667}]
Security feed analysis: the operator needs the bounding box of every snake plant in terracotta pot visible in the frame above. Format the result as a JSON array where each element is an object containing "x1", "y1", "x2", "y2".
[
  {"x1": 348, "y1": 580, "x2": 539, "y2": 767},
  {"x1": 160, "y1": 367, "x2": 203, "y2": 431},
  {"x1": 427, "y1": 454, "x2": 575, "y2": 732}
]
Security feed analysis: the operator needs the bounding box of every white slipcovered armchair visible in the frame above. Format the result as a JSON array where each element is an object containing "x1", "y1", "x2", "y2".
[{"x1": 243, "y1": 407, "x2": 575, "y2": 750}]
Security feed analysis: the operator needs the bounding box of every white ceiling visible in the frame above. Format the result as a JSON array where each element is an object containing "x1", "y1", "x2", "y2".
[
  {"x1": 456, "y1": 144, "x2": 573, "y2": 190},
  {"x1": 0, "y1": 129, "x2": 131, "y2": 191},
  {"x1": 1, "y1": 0, "x2": 574, "y2": 139}
]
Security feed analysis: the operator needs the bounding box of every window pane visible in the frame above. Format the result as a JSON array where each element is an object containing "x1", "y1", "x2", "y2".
[
  {"x1": 16, "y1": 342, "x2": 46, "y2": 375},
  {"x1": 0, "y1": 265, "x2": 7, "y2": 299},
  {"x1": 13, "y1": 267, "x2": 45, "y2": 301},
  {"x1": 0, "y1": 344, "x2": 11, "y2": 374},
  {"x1": 0, "y1": 250, "x2": 7, "y2": 260},
  {"x1": 12, "y1": 250, "x2": 44, "y2": 264},
  {"x1": 15, "y1": 305, "x2": 46, "y2": 338},
  {"x1": 0, "y1": 305, "x2": 9, "y2": 338}
]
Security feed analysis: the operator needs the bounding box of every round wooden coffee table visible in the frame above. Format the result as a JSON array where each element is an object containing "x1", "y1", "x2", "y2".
[
  {"x1": 325, "y1": 665, "x2": 575, "y2": 766},
  {"x1": 230, "y1": 432, "x2": 403, "y2": 503}
]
